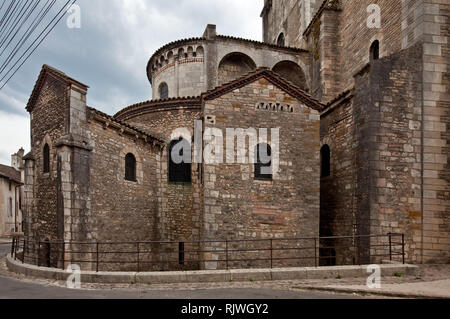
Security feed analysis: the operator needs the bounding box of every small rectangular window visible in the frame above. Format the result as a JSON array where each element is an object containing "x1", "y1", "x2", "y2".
[{"x1": 8, "y1": 197, "x2": 12, "y2": 217}]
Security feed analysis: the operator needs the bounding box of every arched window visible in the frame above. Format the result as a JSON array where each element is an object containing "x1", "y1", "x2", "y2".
[
  {"x1": 43, "y1": 143, "x2": 50, "y2": 173},
  {"x1": 159, "y1": 82, "x2": 169, "y2": 99},
  {"x1": 370, "y1": 40, "x2": 379, "y2": 61},
  {"x1": 125, "y1": 153, "x2": 137, "y2": 182},
  {"x1": 169, "y1": 138, "x2": 191, "y2": 183},
  {"x1": 277, "y1": 33, "x2": 285, "y2": 46},
  {"x1": 255, "y1": 143, "x2": 272, "y2": 180},
  {"x1": 321, "y1": 145, "x2": 331, "y2": 178}
]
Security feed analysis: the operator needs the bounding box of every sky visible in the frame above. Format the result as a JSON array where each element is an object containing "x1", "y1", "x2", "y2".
[{"x1": 0, "y1": 0, "x2": 263, "y2": 166}]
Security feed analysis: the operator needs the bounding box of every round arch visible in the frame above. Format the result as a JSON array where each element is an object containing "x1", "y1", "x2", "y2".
[
  {"x1": 218, "y1": 52, "x2": 257, "y2": 86},
  {"x1": 272, "y1": 61, "x2": 308, "y2": 92}
]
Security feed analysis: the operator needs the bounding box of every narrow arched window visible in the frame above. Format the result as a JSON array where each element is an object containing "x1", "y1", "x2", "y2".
[
  {"x1": 43, "y1": 143, "x2": 50, "y2": 173},
  {"x1": 159, "y1": 82, "x2": 169, "y2": 99},
  {"x1": 169, "y1": 138, "x2": 191, "y2": 183},
  {"x1": 321, "y1": 145, "x2": 331, "y2": 178},
  {"x1": 277, "y1": 33, "x2": 285, "y2": 46},
  {"x1": 370, "y1": 40, "x2": 379, "y2": 61},
  {"x1": 255, "y1": 143, "x2": 272, "y2": 180},
  {"x1": 125, "y1": 153, "x2": 137, "y2": 182}
]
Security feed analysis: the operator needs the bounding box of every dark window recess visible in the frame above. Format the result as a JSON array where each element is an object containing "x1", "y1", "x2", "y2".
[
  {"x1": 43, "y1": 144, "x2": 50, "y2": 173},
  {"x1": 255, "y1": 143, "x2": 272, "y2": 180},
  {"x1": 125, "y1": 153, "x2": 137, "y2": 181},
  {"x1": 277, "y1": 33, "x2": 285, "y2": 46},
  {"x1": 159, "y1": 82, "x2": 169, "y2": 99},
  {"x1": 169, "y1": 138, "x2": 191, "y2": 183},
  {"x1": 370, "y1": 40, "x2": 379, "y2": 61},
  {"x1": 321, "y1": 145, "x2": 331, "y2": 178},
  {"x1": 179, "y1": 242, "x2": 185, "y2": 265}
]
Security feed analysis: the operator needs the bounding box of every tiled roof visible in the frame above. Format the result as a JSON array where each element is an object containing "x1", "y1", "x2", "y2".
[
  {"x1": 114, "y1": 96, "x2": 202, "y2": 120},
  {"x1": 88, "y1": 107, "x2": 166, "y2": 144},
  {"x1": 0, "y1": 164, "x2": 21, "y2": 184},
  {"x1": 202, "y1": 68, "x2": 324, "y2": 112},
  {"x1": 216, "y1": 35, "x2": 308, "y2": 53},
  {"x1": 146, "y1": 34, "x2": 309, "y2": 82}
]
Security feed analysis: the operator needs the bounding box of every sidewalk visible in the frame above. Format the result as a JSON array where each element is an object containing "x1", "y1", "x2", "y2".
[
  {"x1": 292, "y1": 264, "x2": 450, "y2": 299},
  {"x1": 297, "y1": 279, "x2": 450, "y2": 299}
]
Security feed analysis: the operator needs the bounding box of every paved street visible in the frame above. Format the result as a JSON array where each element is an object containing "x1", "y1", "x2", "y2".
[
  {"x1": 0, "y1": 243, "x2": 364, "y2": 299},
  {"x1": 0, "y1": 273, "x2": 363, "y2": 299}
]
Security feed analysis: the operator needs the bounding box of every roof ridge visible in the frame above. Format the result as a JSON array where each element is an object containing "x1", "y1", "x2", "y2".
[
  {"x1": 87, "y1": 107, "x2": 166, "y2": 144},
  {"x1": 26, "y1": 65, "x2": 89, "y2": 112},
  {"x1": 216, "y1": 34, "x2": 308, "y2": 52},
  {"x1": 114, "y1": 96, "x2": 202, "y2": 119},
  {"x1": 201, "y1": 68, "x2": 324, "y2": 111}
]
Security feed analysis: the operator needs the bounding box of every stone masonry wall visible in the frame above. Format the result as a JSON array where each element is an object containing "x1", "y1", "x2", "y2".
[
  {"x1": 28, "y1": 76, "x2": 68, "y2": 246},
  {"x1": 202, "y1": 78, "x2": 321, "y2": 269},
  {"x1": 121, "y1": 105, "x2": 203, "y2": 266},
  {"x1": 84, "y1": 116, "x2": 161, "y2": 271}
]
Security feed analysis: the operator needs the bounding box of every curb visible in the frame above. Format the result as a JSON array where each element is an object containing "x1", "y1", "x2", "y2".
[
  {"x1": 292, "y1": 285, "x2": 449, "y2": 299},
  {"x1": 6, "y1": 254, "x2": 419, "y2": 285}
]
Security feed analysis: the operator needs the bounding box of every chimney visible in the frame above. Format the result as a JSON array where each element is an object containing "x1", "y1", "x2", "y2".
[
  {"x1": 203, "y1": 24, "x2": 217, "y2": 40},
  {"x1": 11, "y1": 148, "x2": 24, "y2": 170}
]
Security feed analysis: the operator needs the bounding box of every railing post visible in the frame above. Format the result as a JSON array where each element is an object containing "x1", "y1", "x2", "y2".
[
  {"x1": 37, "y1": 241, "x2": 40, "y2": 267},
  {"x1": 402, "y1": 234, "x2": 405, "y2": 265},
  {"x1": 225, "y1": 240, "x2": 228, "y2": 270},
  {"x1": 388, "y1": 233, "x2": 392, "y2": 261},
  {"x1": 10, "y1": 237, "x2": 15, "y2": 258},
  {"x1": 270, "y1": 239, "x2": 273, "y2": 269},
  {"x1": 137, "y1": 242, "x2": 140, "y2": 273},
  {"x1": 96, "y1": 242, "x2": 99, "y2": 273},
  {"x1": 61, "y1": 242, "x2": 65, "y2": 270},
  {"x1": 314, "y1": 238, "x2": 318, "y2": 268}
]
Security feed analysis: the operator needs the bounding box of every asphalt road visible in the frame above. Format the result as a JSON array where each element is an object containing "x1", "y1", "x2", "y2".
[
  {"x1": 0, "y1": 274, "x2": 361, "y2": 299},
  {"x1": 0, "y1": 242, "x2": 362, "y2": 299}
]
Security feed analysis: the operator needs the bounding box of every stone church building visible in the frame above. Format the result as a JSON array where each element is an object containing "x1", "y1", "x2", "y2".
[{"x1": 21, "y1": 0, "x2": 448, "y2": 270}]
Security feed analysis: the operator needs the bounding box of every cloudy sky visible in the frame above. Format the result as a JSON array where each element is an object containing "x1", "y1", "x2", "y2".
[{"x1": 0, "y1": 0, "x2": 263, "y2": 165}]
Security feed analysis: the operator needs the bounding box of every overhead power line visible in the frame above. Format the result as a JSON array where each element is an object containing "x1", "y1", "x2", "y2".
[{"x1": 0, "y1": 0, "x2": 78, "y2": 90}]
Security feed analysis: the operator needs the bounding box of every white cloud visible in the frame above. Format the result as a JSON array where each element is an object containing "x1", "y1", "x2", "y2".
[
  {"x1": 0, "y1": 0, "x2": 264, "y2": 164},
  {"x1": 0, "y1": 111, "x2": 29, "y2": 165}
]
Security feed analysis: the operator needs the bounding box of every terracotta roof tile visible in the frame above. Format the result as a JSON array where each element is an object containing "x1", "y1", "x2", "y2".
[{"x1": 0, "y1": 164, "x2": 21, "y2": 184}]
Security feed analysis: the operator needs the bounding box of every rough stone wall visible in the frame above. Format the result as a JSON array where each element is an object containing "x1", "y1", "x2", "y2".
[
  {"x1": 336, "y1": 0, "x2": 402, "y2": 90},
  {"x1": 320, "y1": 98, "x2": 358, "y2": 265},
  {"x1": 27, "y1": 77, "x2": 68, "y2": 246},
  {"x1": 122, "y1": 106, "x2": 203, "y2": 248},
  {"x1": 262, "y1": 0, "x2": 320, "y2": 46},
  {"x1": 202, "y1": 78, "x2": 321, "y2": 269},
  {"x1": 419, "y1": 0, "x2": 449, "y2": 263},
  {"x1": 83, "y1": 117, "x2": 160, "y2": 270}
]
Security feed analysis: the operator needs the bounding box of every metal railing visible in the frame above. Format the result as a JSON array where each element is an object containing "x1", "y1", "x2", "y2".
[{"x1": 11, "y1": 233, "x2": 406, "y2": 272}]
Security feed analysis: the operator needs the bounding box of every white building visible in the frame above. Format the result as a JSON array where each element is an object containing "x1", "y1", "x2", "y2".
[{"x1": 0, "y1": 148, "x2": 24, "y2": 237}]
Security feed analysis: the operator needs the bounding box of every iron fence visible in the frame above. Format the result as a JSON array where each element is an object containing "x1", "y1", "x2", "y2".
[{"x1": 11, "y1": 233, "x2": 406, "y2": 272}]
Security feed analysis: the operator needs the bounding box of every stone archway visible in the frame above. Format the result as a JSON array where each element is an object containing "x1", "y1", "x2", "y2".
[
  {"x1": 218, "y1": 52, "x2": 257, "y2": 86},
  {"x1": 272, "y1": 61, "x2": 308, "y2": 92}
]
